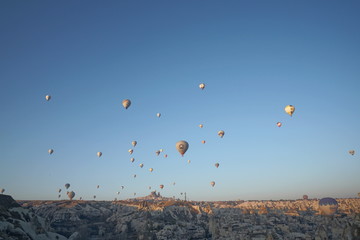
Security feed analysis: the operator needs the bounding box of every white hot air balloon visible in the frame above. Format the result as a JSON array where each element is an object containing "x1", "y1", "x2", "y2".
[
  {"x1": 45, "y1": 95, "x2": 51, "y2": 101},
  {"x1": 131, "y1": 158, "x2": 135, "y2": 163},
  {"x1": 157, "y1": 113, "x2": 161, "y2": 118},
  {"x1": 97, "y1": 152, "x2": 102, "y2": 157},
  {"x1": 199, "y1": 83, "x2": 205, "y2": 90},
  {"x1": 132, "y1": 141, "x2": 137, "y2": 147},
  {"x1": 156, "y1": 150, "x2": 160, "y2": 156},
  {"x1": 176, "y1": 140, "x2": 189, "y2": 156},
  {"x1": 129, "y1": 149, "x2": 133, "y2": 155},
  {"x1": 139, "y1": 163, "x2": 144, "y2": 168},
  {"x1": 122, "y1": 99, "x2": 131, "y2": 109}
]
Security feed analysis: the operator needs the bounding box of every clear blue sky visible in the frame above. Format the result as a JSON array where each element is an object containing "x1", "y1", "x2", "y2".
[{"x1": 1, "y1": 0, "x2": 359, "y2": 201}]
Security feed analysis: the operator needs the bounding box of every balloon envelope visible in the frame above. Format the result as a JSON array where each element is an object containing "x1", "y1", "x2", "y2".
[
  {"x1": 199, "y1": 124, "x2": 203, "y2": 128},
  {"x1": 67, "y1": 191, "x2": 75, "y2": 200},
  {"x1": 319, "y1": 197, "x2": 338, "y2": 215},
  {"x1": 176, "y1": 141, "x2": 189, "y2": 156},
  {"x1": 48, "y1": 149, "x2": 54, "y2": 155},
  {"x1": 349, "y1": 150, "x2": 355, "y2": 155},
  {"x1": 45, "y1": 95, "x2": 51, "y2": 101},
  {"x1": 129, "y1": 149, "x2": 133, "y2": 154},
  {"x1": 139, "y1": 163, "x2": 144, "y2": 168},
  {"x1": 218, "y1": 130, "x2": 225, "y2": 138},
  {"x1": 284, "y1": 105, "x2": 295, "y2": 117},
  {"x1": 277, "y1": 122, "x2": 282, "y2": 127},
  {"x1": 157, "y1": 113, "x2": 161, "y2": 117},
  {"x1": 0, "y1": 189, "x2": 5, "y2": 194},
  {"x1": 97, "y1": 152, "x2": 102, "y2": 157},
  {"x1": 160, "y1": 184, "x2": 164, "y2": 189},
  {"x1": 210, "y1": 181, "x2": 215, "y2": 187},
  {"x1": 303, "y1": 195, "x2": 308, "y2": 200},
  {"x1": 122, "y1": 99, "x2": 131, "y2": 109},
  {"x1": 199, "y1": 83, "x2": 205, "y2": 90},
  {"x1": 132, "y1": 141, "x2": 137, "y2": 147},
  {"x1": 215, "y1": 163, "x2": 219, "y2": 168},
  {"x1": 65, "y1": 183, "x2": 70, "y2": 189}
]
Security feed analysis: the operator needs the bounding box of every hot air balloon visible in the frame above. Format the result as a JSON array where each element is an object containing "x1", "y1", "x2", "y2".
[
  {"x1": 48, "y1": 149, "x2": 54, "y2": 155},
  {"x1": 58, "y1": 189, "x2": 61, "y2": 193},
  {"x1": 199, "y1": 83, "x2": 205, "y2": 90},
  {"x1": 215, "y1": 163, "x2": 219, "y2": 168},
  {"x1": 134, "y1": 193, "x2": 136, "y2": 196},
  {"x1": 218, "y1": 130, "x2": 225, "y2": 138},
  {"x1": 93, "y1": 195, "x2": 96, "y2": 199},
  {"x1": 122, "y1": 99, "x2": 131, "y2": 109},
  {"x1": 176, "y1": 141, "x2": 189, "y2": 156},
  {"x1": 97, "y1": 152, "x2": 102, "y2": 157},
  {"x1": 159, "y1": 149, "x2": 164, "y2": 152},
  {"x1": 97, "y1": 185, "x2": 100, "y2": 189},
  {"x1": 0, "y1": 189, "x2": 5, "y2": 194},
  {"x1": 157, "y1": 113, "x2": 161, "y2": 118},
  {"x1": 303, "y1": 195, "x2": 308, "y2": 200},
  {"x1": 67, "y1": 191, "x2": 75, "y2": 200},
  {"x1": 210, "y1": 181, "x2": 215, "y2": 187},
  {"x1": 155, "y1": 150, "x2": 160, "y2": 156},
  {"x1": 139, "y1": 163, "x2": 144, "y2": 168},
  {"x1": 319, "y1": 198, "x2": 338, "y2": 215},
  {"x1": 199, "y1": 124, "x2": 203, "y2": 128},
  {"x1": 131, "y1": 158, "x2": 135, "y2": 163},
  {"x1": 160, "y1": 184, "x2": 164, "y2": 189},
  {"x1": 149, "y1": 186, "x2": 151, "y2": 190},
  {"x1": 121, "y1": 186, "x2": 124, "y2": 189},
  {"x1": 284, "y1": 105, "x2": 295, "y2": 117},
  {"x1": 149, "y1": 168, "x2": 153, "y2": 172},
  {"x1": 349, "y1": 150, "x2": 355, "y2": 156},
  {"x1": 181, "y1": 192, "x2": 183, "y2": 195},
  {"x1": 117, "y1": 191, "x2": 120, "y2": 195},
  {"x1": 277, "y1": 122, "x2": 282, "y2": 127},
  {"x1": 129, "y1": 149, "x2": 133, "y2": 155},
  {"x1": 132, "y1": 141, "x2": 137, "y2": 147},
  {"x1": 45, "y1": 95, "x2": 51, "y2": 101},
  {"x1": 173, "y1": 182, "x2": 176, "y2": 186},
  {"x1": 65, "y1": 183, "x2": 70, "y2": 189},
  {"x1": 58, "y1": 194, "x2": 61, "y2": 198},
  {"x1": 133, "y1": 174, "x2": 137, "y2": 178},
  {"x1": 202, "y1": 140, "x2": 206, "y2": 144},
  {"x1": 187, "y1": 160, "x2": 191, "y2": 164},
  {"x1": 79, "y1": 197, "x2": 82, "y2": 200},
  {"x1": 164, "y1": 154, "x2": 168, "y2": 158}
]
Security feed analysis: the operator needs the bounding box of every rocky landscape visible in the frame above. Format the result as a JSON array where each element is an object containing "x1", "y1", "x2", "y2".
[{"x1": 1, "y1": 193, "x2": 360, "y2": 239}]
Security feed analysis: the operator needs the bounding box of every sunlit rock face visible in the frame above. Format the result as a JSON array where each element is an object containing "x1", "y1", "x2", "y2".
[
  {"x1": 2, "y1": 195, "x2": 360, "y2": 239},
  {"x1": 0, "y1": 194, "x2": 66, "y2": 240}
]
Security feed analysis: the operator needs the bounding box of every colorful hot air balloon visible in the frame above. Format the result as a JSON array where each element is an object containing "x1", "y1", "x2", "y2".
[
  {"x1": 319, "y1": 198, "x2": 338, "y2": 216},
  {"x1": 65, "y1": 183, "x2": 70, "y2": 189},
  {"x1": 48, "y1": 149, "x2": 54, "y2": 155},
  {"x1": 131, "y1": 158, "x2": 135, "y2": 163},
  {"x1": 277, "y1": 122, "x2": 282, "y2": 127},
  {"x1": 45, "y1": 95, "x2": 51, "y2": 101},
  {"x1": 97, "y1": 152, "x2": 102, "y2": 157},
  {"x1": 303, "y1": 195, "x2": 308, "y2": 200},
  {"x1": 218, "y1": 130, "x2": 225, "y2": 138},
  {"x1": 67, "y1": 191, "x2": 75, "y2": 200},
  {"x1": 349, "y1": 150, "x2": 355, "y2": 156},
  {"x1": 176, "y1": 140, "x2": 189, "y2": 156},
  {"x1": 160, "y1": 184, "x2": 164, "y2": 189},
  {"x1": 164, "y1": 154, "x2": 168, "y2": 158},
  {"x1": 199, "y1": 124, "x2": 203, "y2": 128},
  {"x1": 155, "y1": 150, "x2": 160, "y2": 156},
  {"x1": 202, "y1": 140, "x2": 206, "y2": 144},
  {"x1": 132, "y1": 141, "x2": 137, "y2": 147},
  {"x1": 122, "y1": 99, "x2": 131, "y2": 109},
  {"x1": 199, "y1": 83, "x2": 205, "y2": 90},
  {"x1": 139, "y1": 163, "x2": 144, "y2": 168},
  {"x1": 210, "y1": 181, "x2": 215, "y2": 187},
  {"x1": 215, "y1": 163, "x2": 219, "y2": 168},
  {"x1": 0, "y1": 189, "x2": 5, "y2": 194},
  {"x1": 128, "y1": 149, "x2": 133, "y2": 155},
  {"x1": 284, "y1": 105, "x2": 295, "y2": 117}
]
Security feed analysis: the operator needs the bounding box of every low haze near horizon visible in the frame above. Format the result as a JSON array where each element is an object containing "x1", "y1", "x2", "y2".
[{"x1": 1, "y1": 1, "x2": 359, "y2": 201}]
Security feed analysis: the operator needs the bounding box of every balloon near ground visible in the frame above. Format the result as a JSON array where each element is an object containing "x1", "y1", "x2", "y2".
[
  {"x1": 303, "y1": 195, "x2": 308, "y2": 200},
  {"x1": 122, "y1": 99, "x2": 131, "y2": 109},
  {"x1": 176, "y1": 140, "x2": 189, "y2": 156},
  {"x1": 67, "y1": 191, "x2": 75, "y2": 200},
  {"x1": 284, "y1": 105, "x2": 295, "y2": 117},
  {"x1": 318, "y1": 197, "x2": 338, "y2": 215}
]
